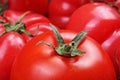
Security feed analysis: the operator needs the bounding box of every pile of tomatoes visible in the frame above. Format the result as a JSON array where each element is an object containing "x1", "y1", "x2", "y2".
[{"x1": 0, "y1": 0, "x2": 120, "y2": 80}]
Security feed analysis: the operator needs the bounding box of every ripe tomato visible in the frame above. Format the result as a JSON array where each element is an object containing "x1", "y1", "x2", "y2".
[
  {"x1": 0, "y1": 11, "x2": 52, "y2": 80},
  {"x1": 10, "y1": 25, "x2": 116, "y2": 80},
  {"x1": 3, "y1": 10, "x2": 52, "y2": 42},
  {"x1": 3, "y1": 10, "x2": 50, "y2": 25},
  {"x1": 66, "y1": 2, "x2": 120, "y2": 44},
  {"x1": 0, "y1": 32, "x2": 26, "y2": 80},
  {"x1": 8, "y1": 0, "x2": 48, "y2": 15},
  {"x1": 102, "y1": 29, "x2": 120, "y2": 79},
  {"x1": 48, "y1": 0, "x2": 91, "y2": 29}
]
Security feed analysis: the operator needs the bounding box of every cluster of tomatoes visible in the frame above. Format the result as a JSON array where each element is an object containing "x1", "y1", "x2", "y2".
[{"x1": 0, "y1": 0, "x2": 120, "y2": 80}]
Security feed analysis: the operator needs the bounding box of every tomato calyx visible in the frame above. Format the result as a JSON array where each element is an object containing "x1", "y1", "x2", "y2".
[
  {"x1": 37, "y1": 24, "x2": 88, "y2": 57},
  {"x1": 0, "y1": 11, "x2": 33, "y2": 37},
  {"x1": 0, "y1": 21, "x2": 33, "y2": 37}
]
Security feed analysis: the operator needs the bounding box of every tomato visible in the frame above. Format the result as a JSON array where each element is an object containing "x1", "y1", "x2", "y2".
[
  {"x1": 66, "y1": 2, "x2": 120, "y2": 44},
  {"x1": 3, "y1": 10, "x2": 50, "y2": 24},
  {"x1": 0, "y1": 32, "x2": 26, "y2": 80},
  {"x1": 8, "y1": 0, "x2": 48, "y2": 15},
  {"x1": 102, "y1": 28, "x2": 120, "y2": 79},
  {"x1": 10, "y1": 25, "x2": 116, "y2": 80},
  {"x1": 0, "y1": 11, "x2": 52, "y2": 80},
  {"x1": 3, "y1": 10, "x2": 52, "y2": 42},
  {"x1": 48, "y1": 0, "x2": 91, "y2": 29}
]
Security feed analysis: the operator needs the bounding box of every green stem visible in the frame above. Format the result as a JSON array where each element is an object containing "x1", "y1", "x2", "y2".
[
  {"x1": 14, "y1": 23, "x2": 34, "y2": 37},
  {"x1": 49, "y1": 24, "x2": 87, "y2": 57},
  {"x1": 0, "y1": 21, "x2": 33, "y2": 37},
  {"x1": 16, "y1": 11, "x2": 30, "y2": 24},
  {"x1": 36, "y1": 24, "x2": 87, "y2": 57},
  {"x1": 50, "y1": 24, "x2": 65, "y2": 46}
]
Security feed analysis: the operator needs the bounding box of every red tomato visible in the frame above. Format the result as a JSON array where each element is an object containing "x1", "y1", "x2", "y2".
[
  {"x1": 48, "y1": 0, "x2": 91, "y2": 29},
  {"x1": 3, "y1": 10, "x2": 50, "y2": 24},
  {"x1": 66, "y1": 2, "x2": 120, "y2": 44},
  {"x1": 48, "y1": 0, "x2": 117, "y2": 29},
  {"x1": 8, "y1": 0, "x2": 48, "y2": 15},
  {"x1": 3, "y1": 10, "x2": 52, "y2": 42},
  {"x1": 102, "y1": 29, "x2": 120, "y2": 79},
  {"x1": 0, "y1": 11, "x2": 52, "y2": 80},
  {"x1": 0, "y1": 32, "x2": 26, "y2": 80},
  {"x1": 10, "y1": 26, "x2": 116, "y2": 80}
]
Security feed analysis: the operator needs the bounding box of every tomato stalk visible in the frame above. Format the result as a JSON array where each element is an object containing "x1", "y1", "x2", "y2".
[
  {"x1": 0, "y1": 21, "x2": 33, "y2": 37},
  {"x1": 0, "y1": 11, "x2": 34, "y2": 37},
  {"x1": 38, "y1": 24, "x2": 88, "y2": 57},
  {"x1": 15, "y1": 11, "x2": 30, "y2": 24}
]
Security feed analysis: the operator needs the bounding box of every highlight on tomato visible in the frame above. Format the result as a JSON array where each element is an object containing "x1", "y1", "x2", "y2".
[
  {"x1": 66, "y1": 2, "x2": 120, "y2": 44},
  {"x1": 10, "y1": 24, "x2": 117, "y2": 80},
  {"x1": 0, "y1": 10, "x2": 52, "y2": 80}
]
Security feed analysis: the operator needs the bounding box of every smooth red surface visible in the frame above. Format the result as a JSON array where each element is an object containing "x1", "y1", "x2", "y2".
[
  {"x1": 8, "y1": 0, "x2": 48, "y2": 15},
  {"x1": 0, "y1": 32, "x2": 26, "y2": 80},
  {"x1": 3, "y1": 10, "x2": 52, "y2": 42},
  {"x1": 10, "y1": 30, "x2": 116, "y2": 80},
  {"x1": 0, "y1": 10, "x2": 52, "y2": 80},
  {"x1": 48, "y1": 0, "x2": 91, "y2": 29},
  {"x1": 66, "y1": 3, "x2": 120, "y2": 44},
  {"x1": 102, "y1": 29, "x2": 120, "y2": 78}
]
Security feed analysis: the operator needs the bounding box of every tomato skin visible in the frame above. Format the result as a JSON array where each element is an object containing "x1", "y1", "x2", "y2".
[
  {"x1": 3, "y1": 10, "x2": 50, "y2": 25},
  {"x1": 66, "y1": 3, "x2": 120, "y2": 44},
  {"x1": 0, "y1": 32, "x2": 26, "y2": 80},
  {"x1": 3, "y1": 10, "x2": 52, "y2": 42},
  {"x1": 3, "y1": 10, "x2": 30, "y2": 24},
  {"x1": 48, "y1": 0, "x2": 91, "y2": 29},
  {"x1": 102, "y1": 29, "x2": 120, "y2": 79},
  {"x1": 10, "y1": 30, "x2": 116, "y2": 80},
  {"x1": 8, "y1": 0, "x2": 48, "y2": 15},
  {"x1": 0, "y1": 10, "x2": 52, "y2": 80},
  {"x1": 21, "y1": 23, "x2": 52, "y2": 42}
]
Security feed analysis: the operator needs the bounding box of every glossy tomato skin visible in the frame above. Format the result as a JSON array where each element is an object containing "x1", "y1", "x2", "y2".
[
  {"x1": 10, "y1": 30, "x2": 116, "y2": 80},
  {"x1": 3, "y1": 10, "x2": 52, "y2": 42},
  {"x1": 0, "y1": 32, "x2": 26, "y2": 80},
  {"x1": 48, "y1": 0, "x2": 91, "y2": 29},
  {"x1": 3, "y1": 10, "x2": 30, "y2": 24},
  {"x1": 0, "y1": 10, "x2": 52, "y2": 80},
  {"x1": 21, "y1": 23, "x2": 52, "y2": 42},
  {"x1": 66, "y1": 3, "x2": 120, "y2": 44},
  {"x1": 102, "y1": 29, "x2": 120, "y2": 79},
  {"x1": 8, "y1": 0, "x2": 48, "y2": 15},
  {"x1": 3, "y1": 10, "x2": 50, "y2": 25}
]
